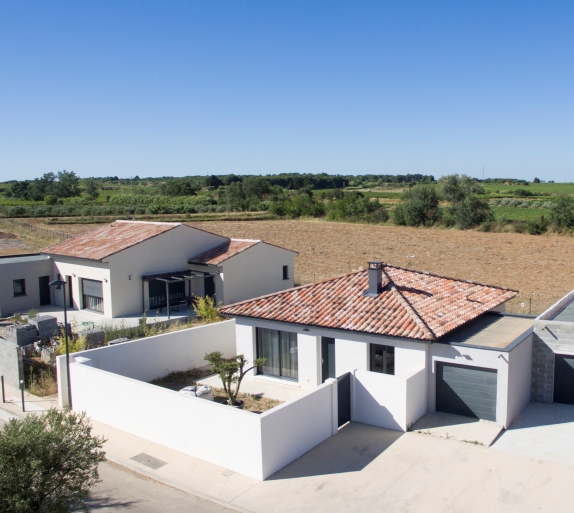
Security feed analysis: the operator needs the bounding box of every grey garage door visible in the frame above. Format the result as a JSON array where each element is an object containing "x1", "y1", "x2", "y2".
[
  {"x1": 554, "y1": 354, "x2": 574, "y2": 405},
  {"x1": 436, "y1": 362, "x2": 497, "y2": 421}
]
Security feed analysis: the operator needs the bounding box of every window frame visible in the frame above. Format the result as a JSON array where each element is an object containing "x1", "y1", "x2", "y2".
[
  {"x1": 256, "y1": 327, "x2": 298, "y2": 381},
  {"x1": 370, "y1": 343, "x2": 395, "y2": 375},
  {"x1": 13, "y1": 279, "x2": 26, "y2": 297}
]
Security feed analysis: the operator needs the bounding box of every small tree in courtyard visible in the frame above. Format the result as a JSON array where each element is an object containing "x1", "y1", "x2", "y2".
[
  {"x1": 0, "y1": 408, "x2": 106, "y2": 513},
  {"x1": 205, "y1": 352, "x2": 266, "y2": 406}
]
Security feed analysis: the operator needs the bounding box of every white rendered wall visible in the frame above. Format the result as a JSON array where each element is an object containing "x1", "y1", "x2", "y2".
[
  {"x1": 259, "y1": 381, "x2": 335, "y2": 479},
  {"x1": 108, "y1": 225, "x2": 226, "y2": 317},
  {"x1": 297, "y1": 334, "x2": 321, "y2": 389},
  {"x1": 336, "y1": 338, "x2": 368, "y2": 376},
  {"x1": 51, "y1": 257, "x2": 111, "y2": 316},
  {"x1": 395, "y1": 344, "x2": 427, "y2": 377},
  {"x1": 506, "y1": 333, "x2": 533, "y2": 427},
  {"x1": 430, "y1": 344, "x2": 511, "y2": 426},
  {"x1": 405, "y1": 369, "x2": 427, "y2": 429},
  {"x1": 217, "y1": 242, "x2": 295, "y2": 305},
  {"x1": 235, "y1": 323, "x2": 256, "y2": 375},
  {"x1": 68, "y1": 356, "x2": 337, "y2": 480},
  {"x1": 57, "y1": 320, "x2": 235, "y2": 392},
  {"x1": 69, "y1": 362, "x2": 265, "y2": 479},
  {"x1": 353, "y1": 370, "x2": 406, "y2": 430},
  {"x1": 0, "y1": 256, "x2": 52, "y2": 317}
]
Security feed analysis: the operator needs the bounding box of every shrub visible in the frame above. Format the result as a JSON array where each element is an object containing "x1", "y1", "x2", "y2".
[
  {"x1": 193, "y1": 295, "x2": 222, "y2": 323},
  {"x1": 551, "y1": 196, "x2": 574, "y2": 229},
  {"x1": 394, "y1": 184, "x2": 440, "y2": 226},
  {"x1": 527, "y1": 215, "x2": 550, "y2": 235},
  {"x1": 44, "y1": 195, "x2": 58, "y2": 205},
  {"x1": 0, "y1": 408, "x2": 106, "y2": 513}
]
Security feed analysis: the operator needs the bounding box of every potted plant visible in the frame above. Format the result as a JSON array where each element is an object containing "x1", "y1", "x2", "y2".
[{"x1": 204, "y1": 351, "x2": 265, "y2": 408}]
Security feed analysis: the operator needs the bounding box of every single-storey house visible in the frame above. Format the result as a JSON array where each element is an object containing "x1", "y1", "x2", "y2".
[
  {"x1": 221, "y1": 261, "x2": 535, "y2": 430},
  {"x1": 0, "y1": 254, "x2": 52, "y2": 317},
  {"x1": 1, "y1": 220, "x2": 296, "y2": 319}
]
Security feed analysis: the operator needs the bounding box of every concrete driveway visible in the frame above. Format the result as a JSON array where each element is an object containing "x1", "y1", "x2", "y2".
[
  {"x1": 492, "y1": 402, "x2": 574, "y2": 466},
  {"x1": 231, "y1": 422, "x2": 574, "y2": 513}
]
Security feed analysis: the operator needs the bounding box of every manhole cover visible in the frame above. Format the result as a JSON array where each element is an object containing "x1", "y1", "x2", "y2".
[{"x1": 130, "y1": 452, "x2": 167, "y2": 470}]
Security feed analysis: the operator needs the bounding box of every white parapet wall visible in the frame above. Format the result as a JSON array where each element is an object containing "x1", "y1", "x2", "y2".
[
  {"x1": 352, "y1": 369, "x2": 426, "y2": 431},
  {"x1": 67, "y1": 356, "x2": 337, "y2": 480},
  {"x1": 58, "y1": 319, "x2": 236, "y2": 403}
]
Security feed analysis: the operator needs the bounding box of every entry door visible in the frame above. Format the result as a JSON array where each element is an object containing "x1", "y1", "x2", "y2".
[
  {"x1": 204, "y1": 275, "x2": 215, "y2": 299},
  {"x1": 39, "y1": 276, "x2": 51, "y2": 305},
  {"x1": 321, "y1": 337, "x2": 336, "y2": 382},
  {"x1": 554, "y1": 354, "x2": 574, "y2": 405},
  {"x1": 66, "y1": 275, "x2": 73, "y2": 307},
  {"x1": 436, "y1": 362, "x2": 497, "y2": 421}
]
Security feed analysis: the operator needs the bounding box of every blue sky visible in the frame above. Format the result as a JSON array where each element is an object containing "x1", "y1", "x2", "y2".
[{"x1": 1, "y1": 1, "x2": 573, "y2": 181}]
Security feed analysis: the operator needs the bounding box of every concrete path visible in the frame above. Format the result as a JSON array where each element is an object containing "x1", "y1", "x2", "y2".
[
  {"x1": 492, "y1": 402, "x2": 574, "y2": 466},
  {"x1": 412, "y1": 411, "x2": 504, "y2": 446},
  {"x1": 5, "y1": 389, "x2": 574, "y2": 512}
]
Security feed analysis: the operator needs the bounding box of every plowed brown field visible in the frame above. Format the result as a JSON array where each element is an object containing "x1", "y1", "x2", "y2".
[
  {"x1": 191, "y1": 220, "x2": 574, "y2": 315},
  {"x1": 4, "y1": 218, "x2": 574, "y2": 314}
]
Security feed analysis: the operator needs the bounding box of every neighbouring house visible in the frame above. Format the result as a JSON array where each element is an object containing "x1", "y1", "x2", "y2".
[
  {"x1": 0, "y1": 254, "x2": 52, "y2": 317},
  {"x1": 1, "y1": 220, "x2": 296, "y2": 320},
  {"x1": 220, "y1": 261, "x2": 535, "y2": 430}
]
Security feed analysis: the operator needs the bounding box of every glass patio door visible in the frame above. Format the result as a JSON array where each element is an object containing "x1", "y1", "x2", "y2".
[{"x1": 256, "y1": 328, "x2": 298, "y2": 380}]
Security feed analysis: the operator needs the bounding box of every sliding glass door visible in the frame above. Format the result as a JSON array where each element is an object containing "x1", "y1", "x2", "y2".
[{"x1": 256, "y1": 328, "x2": 298, "y2": 380}]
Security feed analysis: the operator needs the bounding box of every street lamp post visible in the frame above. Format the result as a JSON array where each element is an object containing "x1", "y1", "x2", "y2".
[{"x1": 49, "y1": 279, "x2": 72, "y2": 408}]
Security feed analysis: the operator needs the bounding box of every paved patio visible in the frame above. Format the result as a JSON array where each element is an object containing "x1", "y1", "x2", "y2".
[
  {"x1": 197, "y1": 375, "x2": 308, "y2": 402},
  {"x1": 32, "y1": 304, "x2": 195, "y2": 331}
]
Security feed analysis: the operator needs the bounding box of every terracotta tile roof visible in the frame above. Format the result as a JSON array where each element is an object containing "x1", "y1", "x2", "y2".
[
  {"x1": 219, "y1": 264, "x2": 518, "y2": 341},
  {"x1": 42, "y1": 221, "x2": 181, "y2": 261},
  {"x1": 189, "y1": 239, "x2": 260, "y2": 265}
]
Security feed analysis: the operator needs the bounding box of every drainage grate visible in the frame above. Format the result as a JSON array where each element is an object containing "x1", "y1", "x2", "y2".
[{"x1": 130, "y1": 453, "x2": 167, "y2": 470}]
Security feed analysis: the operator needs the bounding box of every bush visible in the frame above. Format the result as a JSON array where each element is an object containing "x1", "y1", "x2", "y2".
[
  {"x1": 449, "y1": 196, "x2": 493, "y2": 229},
  {"x1": 193, "y1": 295, "x2": 222, "y2": 323},
  {"x1": 0, "y1": 408, "x2": 106, "y2": 513},
  {"x1": 551, "y1": 196, "x2": 574, "y2": 229},
  {"x1": 527, "y1": 215, "x2": 550, "y2": 235},
  {"x1": 394, "y1": 184, "x2": 440, "y2": 226},
  {"x1": 44, "y1": 195, "x2": 58, "y2": 205}
]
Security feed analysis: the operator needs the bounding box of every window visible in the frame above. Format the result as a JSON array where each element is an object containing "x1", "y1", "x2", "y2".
[
  {"x1": 370, "y1": 344, "x2": 395, "y2": 375},
  {"x1": 82, "y1": 279, "x2": 104, "y2": 313},
  {"x1": 256, "y1": 328, "x2": 298, "y2": 380},
  {"x1": 13, "y1": 279, "x2": 26, "y2": 297},
  {"x1": 282, "y1": 265, "x2": 289, "y2": 280}
]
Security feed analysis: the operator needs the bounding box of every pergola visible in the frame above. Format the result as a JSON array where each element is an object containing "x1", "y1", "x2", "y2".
[{"x1": 141, "y1": 269, "x2": 216, "y2": 319}]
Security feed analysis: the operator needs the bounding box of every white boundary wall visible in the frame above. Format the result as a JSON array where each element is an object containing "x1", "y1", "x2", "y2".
[
  {"x1": 59, "y1": 319, "x2": 337, "y2": 479},
  {"x1": 352, "y1": 369, "x2": 426, "y2": 431},
  {"x1": 58, "y1": 319, "x2": 236, "y2": 405},
  {"x1": 68, "y1": 359, "x2": 336, "y2": 480}
]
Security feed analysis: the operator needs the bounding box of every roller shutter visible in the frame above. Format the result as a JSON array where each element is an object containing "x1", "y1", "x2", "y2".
[{"x1": 436, "y1": 362, "x2": 497, "y2": 421}]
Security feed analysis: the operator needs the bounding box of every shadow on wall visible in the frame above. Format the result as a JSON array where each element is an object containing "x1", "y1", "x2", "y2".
[{"x1": 267, "y1": 422, "x2": 402, "y2": 480}]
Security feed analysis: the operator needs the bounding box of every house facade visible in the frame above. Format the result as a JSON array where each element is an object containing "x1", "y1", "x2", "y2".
[
  {"x1": 0, "y1": 254, "x2": 53, "y2": 317},
  {"x1": 2, "y1": 220, "x2": 296, "y2": 320},
  {"x1": 221, "y1": 261, "x2": 534, "y2": 430}
]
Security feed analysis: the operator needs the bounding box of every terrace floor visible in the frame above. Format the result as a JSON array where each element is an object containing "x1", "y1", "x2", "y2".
[{"x1": 32, "y1": 304, "x2": 195, "y2": 332}]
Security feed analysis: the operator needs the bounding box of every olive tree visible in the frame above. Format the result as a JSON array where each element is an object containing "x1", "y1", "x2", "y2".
[{"x1": 0, "y1": 408, "x2": 106, "y2": 513}]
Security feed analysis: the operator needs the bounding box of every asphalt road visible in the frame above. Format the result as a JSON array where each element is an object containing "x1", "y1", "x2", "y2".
[{"x1": 88, "y1": 461, "x2": 238, "y2": 513}]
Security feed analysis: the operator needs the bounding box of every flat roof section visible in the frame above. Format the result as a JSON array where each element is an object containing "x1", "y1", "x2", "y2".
[
  {"x1": 439, "y1": 313, "x2": 534, "y2": 350},
  {"x1": 0, "y1": 254, "x2": 50, "y2": 265},
  {"x1": 552, "y1": 300, "x2": 574, "y2": 322}
]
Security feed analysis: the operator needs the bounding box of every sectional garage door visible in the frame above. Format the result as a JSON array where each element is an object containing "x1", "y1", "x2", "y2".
[
  {"x1": 553, "y1": 354, "x2": 574, "y2": 405},
  {"x1": 436, "y1": 362, "x2": 498, "y2": 421}
]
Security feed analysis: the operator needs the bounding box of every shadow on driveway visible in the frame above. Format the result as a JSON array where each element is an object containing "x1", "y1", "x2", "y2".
[{"x1": 267, "y1": 422, "x2": 403, "y2": 480}]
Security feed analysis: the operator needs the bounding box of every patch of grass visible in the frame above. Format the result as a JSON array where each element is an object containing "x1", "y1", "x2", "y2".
[{"x1": 27, "y1": 366, "x2": 58, "y2": 397}]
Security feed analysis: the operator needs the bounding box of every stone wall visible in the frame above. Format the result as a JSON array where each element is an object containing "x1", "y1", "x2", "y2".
[{"x1": 532, "y1": 320, "x2": 574, "y2": 403}]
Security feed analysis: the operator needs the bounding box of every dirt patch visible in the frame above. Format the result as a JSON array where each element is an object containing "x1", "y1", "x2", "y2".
[{"x1": 0, "y1": 231, "x2": 17, "y2": 239}]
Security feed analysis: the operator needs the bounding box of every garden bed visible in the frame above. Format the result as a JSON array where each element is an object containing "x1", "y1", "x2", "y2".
[{"x1": 150, "y1": 367, "x2": 283, "y2": 413}]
